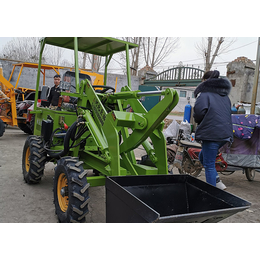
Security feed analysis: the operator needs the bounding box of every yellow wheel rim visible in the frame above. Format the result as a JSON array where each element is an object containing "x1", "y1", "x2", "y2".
[
  {"x1": 25, "y1": 147, "x2": 30, "y2": 172},
  {"x1": 57, "y1": 173, "x2": 69, "y2": 212}
]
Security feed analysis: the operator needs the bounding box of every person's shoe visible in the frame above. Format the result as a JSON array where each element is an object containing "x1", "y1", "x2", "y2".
[{"x1": 216, "y1": 180, "x2": 227, "y2": 190}]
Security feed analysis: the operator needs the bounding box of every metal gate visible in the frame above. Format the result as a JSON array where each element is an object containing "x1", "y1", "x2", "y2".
[
  {"x1": 139, "y1": 66, "x2": 205, "y2": 110},
  {"x1": 142, "y1": 66, "x2": 205, "y2": 87}
]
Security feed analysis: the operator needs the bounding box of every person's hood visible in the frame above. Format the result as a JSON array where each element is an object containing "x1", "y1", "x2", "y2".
[{"x1": 194, "y1": 77, "x2": 232, "y2": 98}]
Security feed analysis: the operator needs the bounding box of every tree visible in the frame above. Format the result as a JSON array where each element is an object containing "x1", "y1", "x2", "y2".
[
  {"x1": 118, "y1": 37, "x2": 179, "y2": 75},
  {"x1": 0, "y1": 37, "x2": 70, "y2": 66},
  {"x1": 195, "y1": 37, "x2": 236, "y2": 71},
  {"x1": 142, "y1": 37, "x2": 179, "y2": 69},
  {"x1": 46, "y1": 45, "x2": 65, "y2": 66},
  {"x1": 126, "y1": 37, "x2": 142, "y2": 76},
  {"x1": 80, "y1": 52, "x2": 102, "y2": 72},
  {"x1": 0, "y1": 37, "x2": 45, "y2": 62}
]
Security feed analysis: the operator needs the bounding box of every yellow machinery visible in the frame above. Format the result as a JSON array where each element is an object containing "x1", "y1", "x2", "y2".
[{"x1": 0, "y1": 61, "x2": 104, "y2": 136}]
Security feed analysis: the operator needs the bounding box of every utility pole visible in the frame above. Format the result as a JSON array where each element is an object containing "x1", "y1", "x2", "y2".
[{"x1": 250, "y1": 37, "x2": 260, "y2": 114}]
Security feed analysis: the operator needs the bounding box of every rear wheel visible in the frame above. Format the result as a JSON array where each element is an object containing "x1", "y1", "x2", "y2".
[
  {"x1": 178, "y1": 154, "x2": 202, "y2": 177},
  {"x1": 18, "y1": 122, "x2": 33, "y2": 135},
  {"x1": 0, "y1": 118, "x2": 5, "y2": 137},
  {"x1": 245, "y1": 168, "x2": 255, "y2": 181},
  {"x1": 53, "y1": 157, "x2": 90, "y2": 223},
  {"x1": 167, "y1": 148, "x2": 176, "y2": 174},
  {"x1": 22, "y1": 136, "x2": 47, "y2": 183},
  {"x1": 29, "y1": 114, "x2": 35, "y2": 134}
]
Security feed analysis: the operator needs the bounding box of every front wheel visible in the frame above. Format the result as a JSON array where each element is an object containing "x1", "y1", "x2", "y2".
[
  {"x1": 53, "y1": 157, "x2": 90, "y2": 223},
  {"x1": 22, "y1": 136, "x2": 47, "y2": 183},
  {"x1": 245, "y1": 168, "x2": 255, "y2": 181}
]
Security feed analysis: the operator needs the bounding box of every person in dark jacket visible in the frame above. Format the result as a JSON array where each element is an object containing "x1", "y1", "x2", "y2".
[
  {"x1": 48, "y1": 74, "x2": 61, "y2": 106},
  {"x1": 193, "y1": 70, "x2": 233, "y2": 190}
]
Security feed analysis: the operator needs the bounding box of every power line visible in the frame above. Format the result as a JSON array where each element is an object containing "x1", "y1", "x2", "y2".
[
  {"x1": 105, "y1": 39, "x2": 258, "y2": 73},
  {"x1": 223, "y1": 40, "x2": 257, "y2": 53},
  {"x1": 156, "y1": 40, "x2": 257, "y2": 68}
]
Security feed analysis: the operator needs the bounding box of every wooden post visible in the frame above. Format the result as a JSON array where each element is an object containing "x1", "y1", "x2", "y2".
[{"x1": 250, "y1": 37, "x2": 260, "y2": 114}]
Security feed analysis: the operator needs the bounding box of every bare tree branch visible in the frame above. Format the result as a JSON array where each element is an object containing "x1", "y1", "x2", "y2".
[
  {"x1": 46, "y1": 45, "x2": 65, "y2": 66},
  {"x1": 208, "y1": 37, "x2": 224, "y2": 70},
  {"x1": 142, "y1": 37, "x2": 179, "y2": 69},
  {"x1": 196, "y1": 37, "x2": 236, "y2": 71},
  {"x1": 77, "y1": 52, "x2": 103, "y2": 71},
  {"x1": 0, "y1": 37, "x2": 45, "y2": 62},
  {"x1": 0, "y1": 37, "x2": 71, "y2": 66},
  {"x1": 119, "y1": 37, "x2": 143, "y2": 75},
  {"x1": 118, "y1": 37, "x2": 179, "y2": 75}
]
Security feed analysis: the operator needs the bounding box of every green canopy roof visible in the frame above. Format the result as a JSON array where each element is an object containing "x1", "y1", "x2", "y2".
[{"x1": 43, "y1": 37, "x2": 138, "y2": 56}]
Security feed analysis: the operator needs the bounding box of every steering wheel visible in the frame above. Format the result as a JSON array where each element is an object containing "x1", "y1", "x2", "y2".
[{"x1": 94, "y1": 85, "x2": 115, "y2": 93}]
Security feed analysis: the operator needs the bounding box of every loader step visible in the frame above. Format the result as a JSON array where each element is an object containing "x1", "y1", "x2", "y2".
[
  {"x1": 16, "y1": 117, "x2": 26, "y2": 120},
  {"x1": 54, "y1": 133, "x2": 66, "y2": 138}
]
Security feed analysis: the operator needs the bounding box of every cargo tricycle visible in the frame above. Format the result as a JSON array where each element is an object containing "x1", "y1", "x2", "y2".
[{"x1": 220, "y1": 114, "x2": 260, "y2": 181}]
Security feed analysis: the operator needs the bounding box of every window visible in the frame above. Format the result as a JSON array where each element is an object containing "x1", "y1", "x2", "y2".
[
  {"x1": 180, "y1": 90, "x2": 186, "y2": 97},
  {"x1": 192, "y1": 92, "x2": 195, "y2": 98}
]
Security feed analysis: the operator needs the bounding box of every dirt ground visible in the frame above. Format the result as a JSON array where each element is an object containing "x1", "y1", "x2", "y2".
[{"x1": 0, "y1": 126, "x2": 260, "y2": 223}]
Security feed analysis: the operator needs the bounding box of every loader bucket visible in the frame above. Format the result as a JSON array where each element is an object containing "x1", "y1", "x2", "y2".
[{"x1": 105, "y1": 175, "x2": 251, "y2": 223}]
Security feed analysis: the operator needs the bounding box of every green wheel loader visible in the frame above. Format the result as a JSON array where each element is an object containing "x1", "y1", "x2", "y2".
[
  {"x1": 22, "y1": 37, "x2": 179, "y2": 222},
  {"x1": 22, "y1": 37, "x2": 250, "y2": 223}
]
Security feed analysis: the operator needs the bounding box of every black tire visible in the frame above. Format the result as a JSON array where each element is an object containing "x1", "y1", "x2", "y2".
[
  {"x1": 167, "y1": 148, "x2": 176, "y2": 174},
  {"x1": 53, "y1": 156, "x2": 90, "y2": 223},
  {"x1": 167, "y1": 148, "x2": 176, "y2": 165},
  {"x1": 30, "y1": 114, "x2": 35, "y2": 135},
  {"x1": 22, "y1": 136, "x2": 47, "y2": 183},
  {"x1": 18, "y1": 122, "x2": 33, "y2": 135},
  {"x1": 245, "y1": 168, "x2": 255, "y2": 181},
  {"x1": 178, "y1": 154, "x2": 202, "y2": 177},
  {"x1": 0, "y1": 118, "x2": 5, "y2": 137}
]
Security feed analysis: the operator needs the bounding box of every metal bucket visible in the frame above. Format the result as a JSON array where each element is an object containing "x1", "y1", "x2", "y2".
[{"x1": 106, "y1": 175, "x2": 251, "y2": 223}]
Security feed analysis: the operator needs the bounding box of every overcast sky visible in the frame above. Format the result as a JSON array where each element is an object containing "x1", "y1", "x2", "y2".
[
  {"x1": 0, "y1": 37, "x2": 258, "y2": 76},
  {"x1": 165, "y1": 37, "x2": 258, "y2": 75},
  {"x1": 1, "y1": 0, "x2": 258, "y2": 77}
]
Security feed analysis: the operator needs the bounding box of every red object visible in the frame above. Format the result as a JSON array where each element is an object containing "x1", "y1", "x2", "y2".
[
  {"x1": 63, "y1": 122, "x2": 68, "y2": 130},
  {"x1": 63, "y1": 96, "x2": 70, "y2": 103},
  {"x1": 187, "y1": 148, "x2": 201, "y2": 159},
  {"x1": 187, "y1": 148, "x2": 227, "y2": 172}
]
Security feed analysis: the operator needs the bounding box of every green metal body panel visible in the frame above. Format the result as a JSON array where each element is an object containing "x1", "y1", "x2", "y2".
[
  {"x1": 34, "y1": 109, "x2": 77, "y2": 136},
  {"x1": 32, "y1": 37, "x2": 179, "y2": 187}
]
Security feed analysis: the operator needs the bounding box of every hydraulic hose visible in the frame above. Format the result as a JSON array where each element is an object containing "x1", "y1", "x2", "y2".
[{"x1": 47, "y1": 118, "x2": 85, "y2": 159}]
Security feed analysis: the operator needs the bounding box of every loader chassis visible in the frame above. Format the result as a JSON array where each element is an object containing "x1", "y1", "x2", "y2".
[{"x1": 22, "y1": 37, "x2": 179, "y2": 222}]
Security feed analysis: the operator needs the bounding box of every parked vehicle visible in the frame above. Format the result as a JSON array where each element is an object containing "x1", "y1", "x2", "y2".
[
  {"x1": 167, "y1": 129, "x2": 228, "y2": 176},
  {"x1": 219, "y1": 114, "x2": 260, "y2": 181},
  {"x1": 0, "y1": 62, "x2": 105, "y2": 136},
  {"x1": 0, "y1": 63, "x2": 63, "y2": 136}
]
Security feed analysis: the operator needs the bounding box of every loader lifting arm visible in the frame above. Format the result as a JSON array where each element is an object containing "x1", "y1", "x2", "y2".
[{"x1": 73, "y1": 78, "x2": 179, "y2": 186}]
